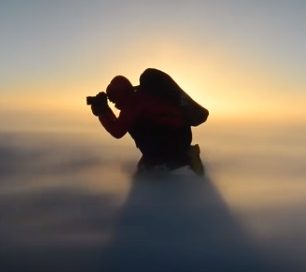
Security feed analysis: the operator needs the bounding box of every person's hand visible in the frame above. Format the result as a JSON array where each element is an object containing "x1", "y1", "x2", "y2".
[{"x1": 91, "y1": 92, "x2": 108, "y2": 116}]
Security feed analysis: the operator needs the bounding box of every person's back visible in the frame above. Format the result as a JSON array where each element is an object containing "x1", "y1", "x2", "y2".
[{"x1": 139, "y1": 68, "x2": 209, "y2": 127}]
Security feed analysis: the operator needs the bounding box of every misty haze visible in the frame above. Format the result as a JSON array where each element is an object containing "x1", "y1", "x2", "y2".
[{"x1": 1, "y1": 121, "x2": 306, "y2": 271}]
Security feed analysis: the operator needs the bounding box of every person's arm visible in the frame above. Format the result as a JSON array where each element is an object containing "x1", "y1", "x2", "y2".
[
  {"x1": 90, "y1": 92, "x2": 135, "y2": 138},
  {"x1": 98, "y1": 108, "x2": 131, "y2": 139}
]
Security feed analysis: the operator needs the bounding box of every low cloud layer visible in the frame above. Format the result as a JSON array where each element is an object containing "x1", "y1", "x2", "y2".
[{"x1": 1, "y1": 130, "x2": 306, "y2": 272}]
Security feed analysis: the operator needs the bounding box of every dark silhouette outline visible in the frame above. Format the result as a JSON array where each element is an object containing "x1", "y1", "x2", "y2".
[{"x1": 88, "y1": 68, "x2": 209, "y2": 175}]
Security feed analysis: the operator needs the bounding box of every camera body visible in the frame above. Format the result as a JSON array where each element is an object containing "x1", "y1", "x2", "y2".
[
  {"x1": 86, "y1": 96, "x2": 96, "y2": 105},
  {"x1": 86, "y1": 92, "x2": 108, "y2": 106}
]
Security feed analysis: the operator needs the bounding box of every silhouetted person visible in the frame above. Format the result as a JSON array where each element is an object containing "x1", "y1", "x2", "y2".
[{"x1": 89, "y1": 69, "x2": 208, "y2": 175}]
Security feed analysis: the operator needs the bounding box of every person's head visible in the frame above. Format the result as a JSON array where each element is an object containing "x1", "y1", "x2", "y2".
[{"x1": 106, "y1": 76, "x2": 134, "y2": 109}]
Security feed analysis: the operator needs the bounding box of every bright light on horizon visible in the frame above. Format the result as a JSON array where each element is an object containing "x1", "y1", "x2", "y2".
[{"x1": 1, "y1": 1, "x2": 305, "y2": 133}]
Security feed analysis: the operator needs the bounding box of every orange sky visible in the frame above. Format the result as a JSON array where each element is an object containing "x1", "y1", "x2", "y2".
[{"x1": 1, "y1": 1, "x2": 305, "y2": 132}]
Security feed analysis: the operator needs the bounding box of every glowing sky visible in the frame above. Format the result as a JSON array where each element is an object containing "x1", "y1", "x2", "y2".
[{"x1": 1, "y1": 0, "x2": 305, "y2": 131}]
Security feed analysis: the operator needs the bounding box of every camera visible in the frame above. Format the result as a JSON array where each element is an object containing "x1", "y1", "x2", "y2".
[
  {"x1": 86, "y1": 92, "x2": 108, "y2": 105},
  {"x1": 86, "y1": 96, "x2": 96, "y2": 105}
]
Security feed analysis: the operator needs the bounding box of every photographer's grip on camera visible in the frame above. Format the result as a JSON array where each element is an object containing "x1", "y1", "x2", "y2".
[{"x1": 86, "y1": 92, "x2": 108, "y2": 116}]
